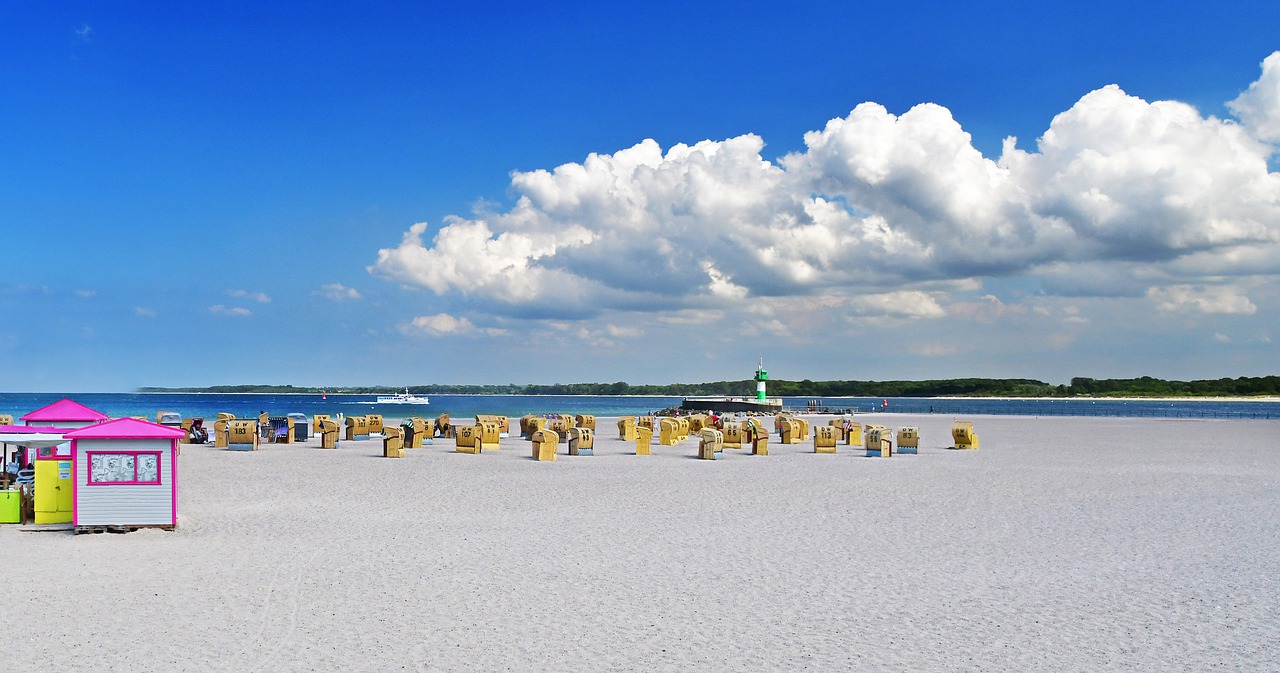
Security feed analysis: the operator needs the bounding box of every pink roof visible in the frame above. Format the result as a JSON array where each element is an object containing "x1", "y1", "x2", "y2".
[
  {"x1": 20, "y1": 399, "x2": 110, "y2": 423},
  {"x1": 64, "y1": 417, "x2": 186, "y2": 440}
]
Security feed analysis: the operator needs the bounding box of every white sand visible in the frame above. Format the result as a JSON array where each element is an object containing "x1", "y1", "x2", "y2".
[{"x1": 7, "y1": 414, "x2": 1279, "y2": 672}]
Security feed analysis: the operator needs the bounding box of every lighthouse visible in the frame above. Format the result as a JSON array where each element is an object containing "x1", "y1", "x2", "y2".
[
  {"x1": 678, "y1": 359, "x2": 783, "y2": 414},
  {"x1": 754, "y1": 358, "x2": 768, "y2": 401}
]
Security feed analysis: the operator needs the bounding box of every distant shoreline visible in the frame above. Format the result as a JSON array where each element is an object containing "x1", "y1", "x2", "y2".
[
  {"x1": 118, "y1": 391, "x2": 1280, "y2": 402},
  {"x1": 133, "y1": 374, "x2": 1280, "y2": 399}
]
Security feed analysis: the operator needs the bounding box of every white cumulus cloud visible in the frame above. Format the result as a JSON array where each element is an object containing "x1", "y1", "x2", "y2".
[
  {"x1": 371, "y1": 53, "x2": 1280, "y2": 329},
  {"x1": 229, "y1": 289, "x2": 272, "y2": 303},
  {"x1": 317, "y1": 283, "x2": 362, "y2": 301},
  {"x1": 400, "y1": 313, "x2": 510, "y2": 337},
  {"x1": 1147, "y1": 285, "x2": 1257, "y2": 315},
  {"x1": 210, "y1": 305, "x2": 252, "y2": 317},
  {"x1": 1229, "y1": 52, "x2": 1280, "y2": 144}
]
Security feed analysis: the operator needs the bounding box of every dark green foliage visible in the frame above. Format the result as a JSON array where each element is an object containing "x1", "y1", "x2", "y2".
[{"x1": 140, "y1": 376, "x2": 1279, "y2": 397}]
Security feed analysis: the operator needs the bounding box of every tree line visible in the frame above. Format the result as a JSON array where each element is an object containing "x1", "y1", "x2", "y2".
[{"x1": 139, "y1": 375, "x2": 1280, "y2": 398}]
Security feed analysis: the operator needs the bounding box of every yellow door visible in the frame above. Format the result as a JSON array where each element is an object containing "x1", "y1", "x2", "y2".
[{"x1": 34, "y1": 460, "x2": 73, "y2": 524}]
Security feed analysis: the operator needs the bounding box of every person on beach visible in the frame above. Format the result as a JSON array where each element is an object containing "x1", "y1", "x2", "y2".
[{"x1": 16, "y1": 461, "x2": 35, "y2": 488}]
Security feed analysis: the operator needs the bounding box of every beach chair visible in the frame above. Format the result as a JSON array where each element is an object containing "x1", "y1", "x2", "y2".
[
  {"x1": 658, "y1": 418, "x2": 680, "y2": 446},
  {"x1": 455, "y1": 425, "x2": 480, "y2": 454},
  {"x1": 864, "y1": 424, "x2": 889, "y2": 449},
  {"x1": 698, "y1": 428, "x2": 723, "y2": 460},
  {"x1": 749, "y1": 425, "x2": 769, "y2": 456},
  {"x1": 617, "y1": 416, "x2": 637, "y2": 441},
  {"x1": 518, "y1": 415, "x2": 537, "y2": 438},
  {"x1": 270, "y1": 417, "x2": 294, "y2": 444},
  {"x1": 403, "y1": 417, "x2": 428, "y2": 448},
  {"x1": 813, "y1": 425, "x2": 838, "y2": 454},
  {"x1": 435, "y1": 414, "x2": 453, "y2": 438},
  {"x1": 287, "y1": 413, "x2": 310, "y2": 441},
  {"x1": 476, "y1": 415, "x2": 510, "y2": 437},
  {"x1": 523, "y1": 416, "x2": 547, "y2": 440},
  {"x1": 779, "y1": 419, "x2": 803, "y2": 444},
  {"x1": 531, "y1": 429, "x2": 558, "y2": 461},
  {"x1": 548, "y1": 416, "x2": 573, "y2": 443},
  {"x1": 382, "y1": 427, "x2": 405, "y2": 458},
  {"x1": 313, "y1": 414, "x2": 333, "y2": 438},
  {"x1": 721, "y1": 422, "x2": 744, "y2": 449},
  {"x1": 227, "y1": 420, "x2": 259, "y2": 451},
  {"x1": 635, "y1": 426, "x2": 653, "y2": 455},
  {"x1": 897, "y1": 427, "x2": 920, "y2": 454},
  {"x1": 317, "y1": 420, "x2": 340, "y2": 449},
  {"x1": 185, "y1": 418, "x2": 209, "y2": 445},
  {"x1": 568, "y1": 427, "x2": 594, "y2": 456},
  {"x1": 366, "y1": 414, "x2": 385, "y2": 436},
  {"x1": 213, "y1": 418, "x2": 231, "y2": 448},
  {"x1": 951, "y1": 422, "x2": 979, "y2": 450},
  {"x1": 842, "y1": 421, "x2": 863, "y2": 447},
  {"x1": 574, "y1": 414, "x2": 596, "y2": 431},
  {"x1": 477, "y1": 422, "x2": 501, "y2": 451},
  {"x1": 345, "y1": 416, "x2": 370, "y2": 441},
  {"x1": 865, "y1": 428, "x2": 891, "y2": 457}
]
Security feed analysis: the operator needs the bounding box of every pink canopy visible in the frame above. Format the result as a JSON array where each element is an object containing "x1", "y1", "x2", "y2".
[{"x1": 0, "y1": 425, "x2": 74, "y2": 449}]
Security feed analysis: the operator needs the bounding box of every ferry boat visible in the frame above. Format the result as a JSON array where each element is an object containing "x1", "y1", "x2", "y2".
[{"x1": 376, "y1": 388, "x2": 430, "y2": 405}]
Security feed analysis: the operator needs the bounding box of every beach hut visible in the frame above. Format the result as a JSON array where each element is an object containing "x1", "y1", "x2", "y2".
[
  {"x1": 19, "y1": 400, "x2": 110, "y2": 524},
  {"x1": 64, "y1": 418, "x2": 185, "y2": 532}
]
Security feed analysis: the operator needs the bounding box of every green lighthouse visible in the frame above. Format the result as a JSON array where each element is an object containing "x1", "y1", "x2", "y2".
[{"x1": 754, "y1": 358, "x2": 768, "y2": 401}]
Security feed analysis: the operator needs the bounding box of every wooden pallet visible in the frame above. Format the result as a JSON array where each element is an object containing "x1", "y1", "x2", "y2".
[
  {"x1": 74, "y1": 524, "x2": 175, "y2": 535},
  {"x1": 76, "y1": 525, "x2": 138, "y2": 535}
]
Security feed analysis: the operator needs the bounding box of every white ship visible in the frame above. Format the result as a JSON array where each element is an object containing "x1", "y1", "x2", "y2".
[{"x1": 376, "y1": 388, "x2": 430, "y2": 405}]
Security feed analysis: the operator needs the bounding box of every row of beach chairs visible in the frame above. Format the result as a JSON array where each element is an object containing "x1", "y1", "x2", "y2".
[{"x1": 195, "y1": 410, "x2": 980, "y2": 459}]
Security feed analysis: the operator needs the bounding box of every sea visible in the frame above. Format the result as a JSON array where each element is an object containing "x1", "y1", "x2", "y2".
[{"x1": 2, "y1": 392, "x2": 1277, "y2": 423}]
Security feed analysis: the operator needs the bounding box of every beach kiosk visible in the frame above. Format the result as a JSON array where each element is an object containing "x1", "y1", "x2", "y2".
[
  {"x1": 64, "y1": 418, "x2": 184, "y2": 532},
  {"x1": 20, "y1": 399, "x2": 110, "y2": 524}
]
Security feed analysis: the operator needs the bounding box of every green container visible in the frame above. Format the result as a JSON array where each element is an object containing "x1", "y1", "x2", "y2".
[{"x1": 0, "y1": 490, "x2": 20, "y2": 524}]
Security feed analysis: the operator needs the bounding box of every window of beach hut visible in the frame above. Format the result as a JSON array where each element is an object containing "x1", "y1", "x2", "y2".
[{"x1": 88, "y1": 451, "x2": 162, "y2": 485}]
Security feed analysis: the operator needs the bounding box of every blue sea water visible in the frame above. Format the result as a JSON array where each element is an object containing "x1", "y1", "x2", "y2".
[{"x1": 0, "y1": 392, "x2": 1276, "y2": 422}]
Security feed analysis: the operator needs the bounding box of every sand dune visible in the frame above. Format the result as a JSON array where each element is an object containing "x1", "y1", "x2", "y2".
[{"x1": 6, "y1": 414, "x2": 1278, "y2": 671}]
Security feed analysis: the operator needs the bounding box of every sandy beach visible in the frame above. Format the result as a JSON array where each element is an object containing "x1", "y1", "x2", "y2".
[{"x1": 6, "y1": 414, "x2": 1278, "y2": 672}]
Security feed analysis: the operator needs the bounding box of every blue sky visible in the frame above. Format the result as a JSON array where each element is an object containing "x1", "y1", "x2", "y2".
[{"x1": 2, "y1": 2, "x2": 1279, "y2": 392}]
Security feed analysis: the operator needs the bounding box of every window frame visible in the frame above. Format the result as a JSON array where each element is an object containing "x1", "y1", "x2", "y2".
[{"x1": 86, "y1": 450, "x2": 163, "y2": 486}]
